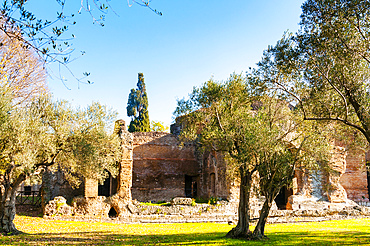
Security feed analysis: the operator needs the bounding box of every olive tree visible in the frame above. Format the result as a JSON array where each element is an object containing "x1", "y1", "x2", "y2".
[
  {"x1": 248, "y1": 97, "x2": 331, "y2": 239},
  {"x1": 255, "y1": 0, "x2": 370, "y2": 146},
  {"x1": 175, "y1": 74, "x2": 257, "y2": 237},
  {"x1": 0, "y1": 90, "x2": 121, "y2": 234},
  {"x1": 175, "y1": 74, "x2": 331, "y2": 240}
]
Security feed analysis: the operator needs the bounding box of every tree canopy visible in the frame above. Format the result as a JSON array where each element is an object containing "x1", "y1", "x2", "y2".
[
  {"x1": 0, "y1": 89, "x2": 121, "y2": 234},
  {"x1": 174, "y1": 73, "x2": 330, "y2": 239},
  {"x1": 0, "y1": 27, "x2": 121, "y2": 233},
  {"x1": 0, "y1": 30, "x2": 48, "y2": 105},
  {"x1": 253, "y1": 0, "x2": 370, "y2": 147},
  {"x1": 150, "y1": 120, "x2": 169, "y2": 132}
]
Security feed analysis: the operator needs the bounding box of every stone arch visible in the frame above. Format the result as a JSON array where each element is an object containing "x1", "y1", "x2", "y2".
[
  {"x1": 275, "y1": 186, "x2": 293, "y2": 210},
  {"x1": 108, "y1": 206, "x2": 118, "y2": 218}
]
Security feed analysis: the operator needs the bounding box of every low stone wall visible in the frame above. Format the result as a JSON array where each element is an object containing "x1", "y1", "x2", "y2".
[{"x1": 44, "y1": 196, "x2": 370, "y2": 225}]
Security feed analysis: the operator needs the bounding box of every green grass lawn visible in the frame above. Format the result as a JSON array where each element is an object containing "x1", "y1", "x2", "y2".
[{"x1": 0, "y1": 216, "x2": 368, "y2": 245}]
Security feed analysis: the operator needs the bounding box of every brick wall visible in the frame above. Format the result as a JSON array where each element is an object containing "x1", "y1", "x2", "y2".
[
  {"x1": 131, "y1": 132, "x2": 199, "y2": 202},
  {"x1": 340, "y1": 148, "x2": 369, "y2": 202}
]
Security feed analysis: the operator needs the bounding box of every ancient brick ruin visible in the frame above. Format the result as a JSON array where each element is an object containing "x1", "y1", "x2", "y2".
[
  {"x1": 43, "y1": 119, "x2": 370, "y2": 222},
  {"x1": 80, "y1": 120, "x2": 234, "y2": 204}
]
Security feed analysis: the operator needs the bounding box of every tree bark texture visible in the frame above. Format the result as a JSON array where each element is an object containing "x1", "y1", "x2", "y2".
[
  {"x1": 252, "y1": 186, "x2": 282, "y2": 240},
  {"x1": 252, "y1": 197, "x2": 273, "y2": 240},
  {"x1": 0, "y1": 174, "x2": 26, "y2": 235},
  {"x1": 226, "y1": 168, "x2": 252, "y2": 239},
  {"x1": 0, "y1": 198, "x2": 20, "y2": 235}
]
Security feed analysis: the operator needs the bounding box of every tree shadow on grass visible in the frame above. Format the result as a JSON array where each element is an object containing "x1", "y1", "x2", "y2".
[{"x1": 0, "y1": 230, "x2": 369, "y2": 245}]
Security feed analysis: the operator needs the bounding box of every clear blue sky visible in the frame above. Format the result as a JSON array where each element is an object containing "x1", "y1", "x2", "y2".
[{"x1": 29, "y1": 0, "x2": 305, "y2": 128}]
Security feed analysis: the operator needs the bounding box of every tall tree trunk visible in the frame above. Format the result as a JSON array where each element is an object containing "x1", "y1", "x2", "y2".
[
  {"x1": 252, "y1": 196, "x2": 273, "y2": 240},
  {"x1": 0, "y1": 174, "x2": 25, "y2": 235},
  {"x1": 226, "y1": 168, "x2": 252, "y2": 239}
]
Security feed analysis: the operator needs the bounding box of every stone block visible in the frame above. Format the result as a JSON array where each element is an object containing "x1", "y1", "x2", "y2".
[
  {"x1": 84, "y1": 178, "x2": 98, "y2": 198},
  {"x1": 44, "y1": 196, "x2": 72, "y2": 217},
  {"x1": 171, "y1": 197, "x2": 193, "y2": 205},
  {"x1": 121, "y1": 150, "x2": 133, "y2": 160}
]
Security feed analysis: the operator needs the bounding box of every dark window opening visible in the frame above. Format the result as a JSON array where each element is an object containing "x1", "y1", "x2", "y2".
[
  {"x1": 274, "y1": 186, "x2": 293, "y2": 210},
  {"x1": 98, "y1": 172, "x2": 118, "y2": 197},
  {"x1": 24, "y1": 186, "x2": 32, "y2": 195},
  {"x1": 185, "y1": 175, "x2": 198, "y2": 198},
  {"x1": 108, "y1": 207, "x2": 118, "y2": 218}
]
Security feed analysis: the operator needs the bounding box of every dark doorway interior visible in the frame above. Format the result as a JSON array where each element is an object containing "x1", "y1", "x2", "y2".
[
  {"x1": 274, "y1": 186, "x2": 293, "y2": 210},
  {"x1": 185, "y1": 175, "x2": 198, "y2": 198},
  {"x1": 98, "y1": 172, "x2": 118, "y2": 197},
  {"x1": 210, "y1": 173, "x2": 216, "y2": 195}
]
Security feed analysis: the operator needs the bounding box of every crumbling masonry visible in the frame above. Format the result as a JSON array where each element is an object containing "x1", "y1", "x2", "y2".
[{"x1": 43, "y1": 119, "x2": 370, "y2": 222}]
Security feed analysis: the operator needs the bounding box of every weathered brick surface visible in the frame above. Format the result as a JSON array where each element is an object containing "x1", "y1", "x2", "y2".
[
  {"x1": 133, "y1": 132, "x2": 178, "y2": 145},
  {"x1": 327, "y1": 146, "x2": 347, "y2": 203},
  {"x1": 116, "y1": 130, "x2": 133, "y2": 203},
  {"x1": 52, "y1": 119, "x2": 370, "y2": 217},
  {"x1": 198, "y1": 151, "x2": 235, "y2": 200},
  {"x1": 84, "y1": 178, "x2": 98, "y2": 198},
  {"x1": 131, "y1": 132, "x2": 199, "y2": 202},
  {"x1": 340, "y1": 148, "x2": 369, "y2": 202}
]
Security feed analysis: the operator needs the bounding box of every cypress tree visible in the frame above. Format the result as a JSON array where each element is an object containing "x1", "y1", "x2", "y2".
[{"x1": 126, "y1": 73, "x2": 150, "y2": 132}]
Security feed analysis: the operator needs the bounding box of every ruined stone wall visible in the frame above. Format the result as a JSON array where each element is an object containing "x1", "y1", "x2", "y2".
[
  {"x1": 340, "y1": 148, "x2": 369, "y2": 203},
  {"x1": 84, "y1": 179, "x2": 98, "y2": 198},
  {"x1": 46, "y1": 119, "x2": 370, "y2": 210},
  {"x1": 41, "y1": 168, "x2": 84, "y2": 206},
  {"x1": 117, "y1": 129, "x2": 133, "y2": 203},
  {"x1": 131, "y1": 132, "x2": 199, "y2": 202},
  {"x1": 291, "y1": 142, "x2": 369, "y2": 206},
  {"x1": 198, "y1": 150, "x2": 235, "y2": 200}
]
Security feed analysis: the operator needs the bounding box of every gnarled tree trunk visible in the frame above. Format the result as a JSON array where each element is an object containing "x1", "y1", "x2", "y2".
[
  {"x1": 0, "y1": 173, "x2": 26, "y2": 235},
  {"x1": 226, "y1": 168, "x2": 252, "y2": 239},
  {"x1": 252, "y1": 188, "x2": 280, "y2": 240},
  {"x1": 252, "y1": 197, "x2": 273, "y2": 240}
]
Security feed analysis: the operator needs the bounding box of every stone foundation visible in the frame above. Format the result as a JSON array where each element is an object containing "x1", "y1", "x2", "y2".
[
  {"x1": 44, "y1": 195, "x2": 370, "y2": 225},
  {"x1": 42, "y1": 120, "x2": 370, "y2": 224}
]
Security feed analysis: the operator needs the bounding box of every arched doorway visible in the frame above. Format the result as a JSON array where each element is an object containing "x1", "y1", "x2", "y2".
[{"x1": 274, "y1": 186, "x2": 293, "y2": 210}]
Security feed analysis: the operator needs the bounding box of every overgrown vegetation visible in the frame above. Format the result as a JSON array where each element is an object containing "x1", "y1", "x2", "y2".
[
  {"x1": 4, "y1": 216, "x2": 369, "y2": 245},
  {"x1": 140, "y1": 201, "x2": 171, "y2": 206},
  {"x1": 150, "y1": 120, "x2": 169, "y2": 132}
]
